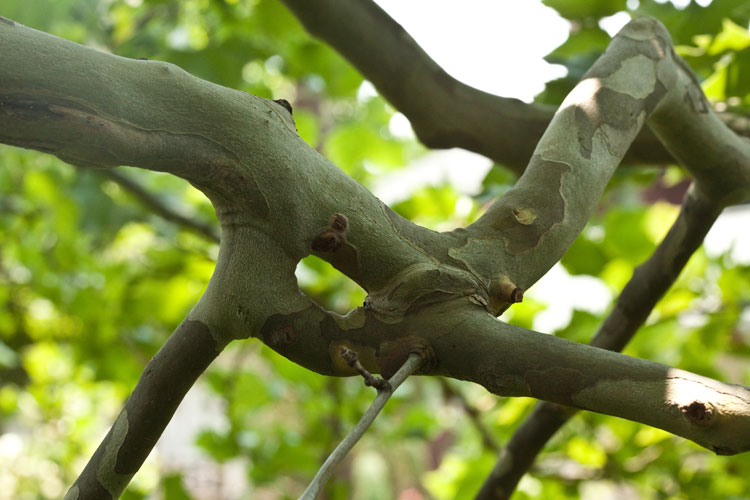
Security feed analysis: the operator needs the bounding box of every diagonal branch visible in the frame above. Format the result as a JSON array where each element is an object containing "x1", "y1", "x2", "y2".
[
  {"x1": 64, "y1": 319, "x2": 225, "y2": 500},
  {"x1": 299, "y1": 352, "x2": 424, "y2": 500},
  {"x1": 280, "y1": 0, "x2": 750, "y2": 173},
  {"x1": 445, "y1": 18, "x2": 750, "y2": 315},
  {"x1": 96, "y1": 168, "x2": 221, "y2": 243},
  {"x1": 474, "y1": 185, "x2": 721, "y2": 500}
]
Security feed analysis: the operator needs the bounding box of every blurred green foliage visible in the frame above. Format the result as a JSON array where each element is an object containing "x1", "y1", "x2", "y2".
[{"x1": 2, "y1": 0, "x2": 750, "y2": 499}]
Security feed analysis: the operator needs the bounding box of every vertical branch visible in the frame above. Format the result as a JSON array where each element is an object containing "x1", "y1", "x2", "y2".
[{"x1": 474, "y1": 186, "x2": 721, "y2": 500}]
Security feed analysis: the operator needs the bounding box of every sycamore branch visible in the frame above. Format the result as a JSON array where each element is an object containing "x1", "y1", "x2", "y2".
[
  {"x1": 444, "y1": 18, "x2": 750, "y2": 314},
  {"x1": 475, "y1": 185, "x2": 721, "y2": 500},
  {"x1": 3, "y1": 14, "x2": 750, "y2": 500}
]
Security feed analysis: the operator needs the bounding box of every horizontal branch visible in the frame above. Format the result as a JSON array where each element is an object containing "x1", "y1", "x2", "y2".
[
  {"x1": 238, "y1": 284, "x2": 750, "y2": 457},
  {"x1": 0, "y1": 18, "x2": 460, "y2": 298},
  {"x1": 427, "y1": 301, "x2": 750, "y2": 456}
]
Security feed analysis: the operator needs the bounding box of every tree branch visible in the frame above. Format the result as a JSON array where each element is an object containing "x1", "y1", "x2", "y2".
[
  {"x1": 427, "y1": 301, "x2": 750, "y2": 456},
  {"x1": 5, "y1": 16, "x2": 750, "y2": 500},
  {"x1": 0, "y1": 17, "x2": 455, "y2": 296},
  {"x1": 445, "y1": 18, "x2": 750, "y2": 315},
  {"x1": 475, "y1": 185, "x2": 722, "y2": 500}
]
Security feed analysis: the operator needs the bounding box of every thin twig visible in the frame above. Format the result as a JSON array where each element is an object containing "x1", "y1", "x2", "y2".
[
  {"x1": 438, "y1": 378, "x2": 500, "y2": 453},
  {"x1": 96, "y1": 168, "x2": 221, "y2": 243},
  {"x1": 338, "y1": 345, "x2": 390, "y2": 390},
  {"x1": 299, "y1": 353, "x2": 424, "y2": 500}
]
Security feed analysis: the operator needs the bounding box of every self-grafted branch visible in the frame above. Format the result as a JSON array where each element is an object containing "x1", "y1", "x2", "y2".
[
  {"x1": 4, "y1": 14, "x2": 750, "y2": 500},
  {"x1": 475, "y1": 186, "x2": 722, "y2": 500}
]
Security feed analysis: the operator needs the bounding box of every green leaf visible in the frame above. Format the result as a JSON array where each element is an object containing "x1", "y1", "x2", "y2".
[
  {"x1": 708, "y1": 18, "x2": 750, "y2": 55},
  {"x1": 601, "y1": 208, "x2": 655, "y2": 265},
  {"x1": 567, "y1": 435, "x2": 607, "y2": 467}
]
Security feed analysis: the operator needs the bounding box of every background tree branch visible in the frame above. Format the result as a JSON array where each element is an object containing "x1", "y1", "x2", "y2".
[
  {"x1": 280, "y1": 0, "x2": 750, "y2": 174},
  {"x1": 95, "y1": 168, "x2": 221, "y2": 243}
]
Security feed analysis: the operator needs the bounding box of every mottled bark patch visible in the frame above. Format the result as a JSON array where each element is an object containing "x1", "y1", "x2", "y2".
[
  {"x1": 585, "y1": 38, "x2": 667, "y2": 80},
  {"x1": 490, "y1": 156, "x2": 568, "y2": 255},
  {"x1": 575, "y1": 87, "x2": 650, "y2": 159},
  {"x1": 480, "y1": 370, "x2": 530, "y2": 397},
  {"x1": 643, "y1": 80, "x2": 667, "y2": 114}
]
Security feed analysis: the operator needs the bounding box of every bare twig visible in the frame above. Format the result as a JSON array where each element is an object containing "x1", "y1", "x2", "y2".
[
  {"x1": 474, "y1": 186, "x2": 722, "y2": 500},
  {"x1": 299, "y1": 353, "x2": 424, "y2": 500},
  {"x1": 96, "y1": 168, "x2": 220, "y2": 243},
  {"x1": 339, "y1": 345, "x2": 390, "y2": 390}
]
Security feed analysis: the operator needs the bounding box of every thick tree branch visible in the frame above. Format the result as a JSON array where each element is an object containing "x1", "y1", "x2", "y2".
[
  {"x1": 448, "y1": 18, "x2": 750, "y2": 314},
  {"x1": 279, "y1": 0, "x2": 569, "y2": 174},
  {"x1": 0, "y1": 18, "x2": 456, "y2": 297},
  {"x1": 428, "y1": 302, "x2": 750, "y2": 456},
  {"x1": 4, "y1": 16, "x2": 750, "y2": 500},
  {"x1": 64, "y1": 319, "x2": 224, "y2": 500},
  {"x1": 475, "y1": 185, "x2": 722, "y2": 500}
]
